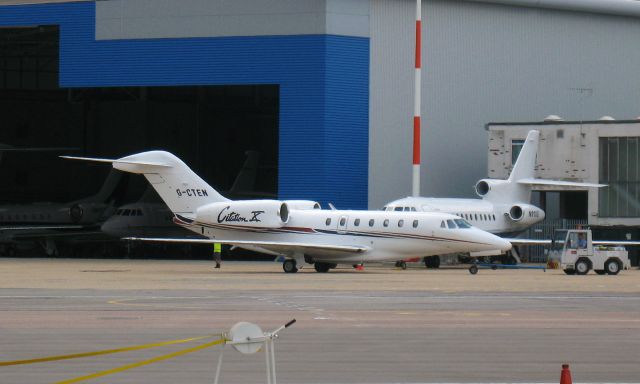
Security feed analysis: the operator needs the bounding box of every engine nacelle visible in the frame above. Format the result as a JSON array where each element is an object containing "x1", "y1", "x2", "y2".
[
  {"x1": 506, "y1": 204, "x2": 545, "y2": 225},
  {"x1": 475, "y1": 179, "x2": 509, "y2": 198},
  {"x1": 283, "y1": 200, "x2": 321, "y2": 210},
  {"x1": 69, "y1": 204, "x2": 84, "y2": 223},
  {"x1": 196, "y1": 200, "x2": 289, "y2": 228}
]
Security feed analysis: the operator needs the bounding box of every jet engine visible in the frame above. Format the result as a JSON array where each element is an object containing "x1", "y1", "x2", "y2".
[
  {"x1": 506, "y1": 204, "x2": 545, "y2": 225},
  {"x1": 475, "y1": 179, "x2": 512, "y2": 198},
  {"x1": 69, "y1": 204, "x2": 84, "y2": 223},
  {"x1": 283, "y1": 200, "x2": 321, "y2": 210},
  {"x1": 196, "y1": 200, "x2": 290, "y2": 228}
]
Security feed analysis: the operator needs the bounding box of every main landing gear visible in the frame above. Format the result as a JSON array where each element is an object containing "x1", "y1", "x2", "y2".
[
  {"x1": 394, "y1": 261, "x2": 407, "y2": 270},
  {"x1": 283, "y1": 259, "x2": 298, "y2": 273}
]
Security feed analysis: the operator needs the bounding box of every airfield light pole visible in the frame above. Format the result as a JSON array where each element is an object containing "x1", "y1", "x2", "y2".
[{"x1": 412, "y1": 0, "x2": 422, "y2": 197}]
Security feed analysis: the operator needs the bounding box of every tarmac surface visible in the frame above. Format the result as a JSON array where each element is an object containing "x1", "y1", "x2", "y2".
[{"x1": 1, "y1": 258, "x2": 640, "y2": 383}]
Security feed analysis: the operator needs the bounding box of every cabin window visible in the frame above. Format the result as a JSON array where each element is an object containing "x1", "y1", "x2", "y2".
[
  {"x1": 339, "y1": 217, "x2": 346, "y2": 226},
  {"x1": 398, "y1": 219, "x2": 404, "y2": 227},
  {"x1": 325, "y1": 218, "x2": 331, "y2": 226},
  {"x1": 413, "y1": 220, "x2": 419, "y2": 228},
  {"x1": 383, "y1": 219, "x2": 389, "y2": 227},
  {"x1": 440, "y1": 221, "x2": 446, "y2": 228},
  {"x1": 354, "y1": 218, "x2": 360, "y2": 226},
  {"x1": 454, "y1": 219, "x2": 472, "y2": 228},
  {"x1": 446, "y1": 219, "x2": 457, "y2": 229},
  {"x1": 369, "y1": 219, "x2": 375, "y2": 227}
]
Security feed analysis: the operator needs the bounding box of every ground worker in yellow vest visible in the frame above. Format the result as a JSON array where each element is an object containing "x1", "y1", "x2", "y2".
[{"x1": 213, "y1": 243, "x2": 222, "y2": 269}]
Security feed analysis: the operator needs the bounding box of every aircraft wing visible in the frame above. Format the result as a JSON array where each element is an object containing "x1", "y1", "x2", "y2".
[
  {"x1": 593, "y1": 240, "x2": 640, "y2": 246},
  {"x1": 504, "y1": 238, "x2": 552, "y2": 246},
  {"x1": 0, "y1": 225, "x2": 84, "y2": 231},
  {"x1": 123, "y1": 237, "x2": 369, "y2": 254},
  {"x1": 517, "y1": 178, "x2": 606, "y2": 188},
  {"x1": 505, "y1": 238, "x2": 640, "y2": 247}
]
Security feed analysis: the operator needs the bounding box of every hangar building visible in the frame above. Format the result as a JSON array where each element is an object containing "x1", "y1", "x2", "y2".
[{"x1": 1, "y1": 0, "x2": 640, "y2": 211}]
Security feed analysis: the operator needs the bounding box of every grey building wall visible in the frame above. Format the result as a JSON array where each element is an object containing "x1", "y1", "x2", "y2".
[
  {"x1": 369, "y1": 0, "x2": 640, "y2": 208},
  {"x1": 487, "y1": 121, "x2": 640, "y2": 226},
  {"x1": 96, "y1": 0, "x2": 370, "y2": 39}
]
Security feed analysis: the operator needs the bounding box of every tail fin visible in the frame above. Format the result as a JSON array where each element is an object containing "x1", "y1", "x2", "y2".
[
  {"x1": 62, "y1": 151, "x2": 228, "y2": 217},
  {"x1": 228, "y1": 150, "x2": 260, "y2": 195},
  {"x1": 77, "y1": 169, "x2": 126, "y2": 205},
  {"x1": 508, "y1": 130, "x2": 538, "y2": 182}
]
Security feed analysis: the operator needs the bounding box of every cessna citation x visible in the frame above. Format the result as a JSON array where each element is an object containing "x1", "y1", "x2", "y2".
[
  {"x1": 385, "y1": 130, "x2": 605, "y2": 267},
  {"x1": 63, "y1": 151, "x2": 511, "y2": 273}
]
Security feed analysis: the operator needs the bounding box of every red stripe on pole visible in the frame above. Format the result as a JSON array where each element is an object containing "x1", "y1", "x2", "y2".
[
  {"x1": 413, "y1": 116, "x2": 421, "y2": 164},
  {"x1": 415, "y1": 20, "x2": 421, "y2": 68}
]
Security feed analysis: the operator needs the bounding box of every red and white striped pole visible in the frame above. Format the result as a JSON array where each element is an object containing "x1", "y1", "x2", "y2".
[{"x1": 412, "y1": 0, "x2": 422, "y2": 197}]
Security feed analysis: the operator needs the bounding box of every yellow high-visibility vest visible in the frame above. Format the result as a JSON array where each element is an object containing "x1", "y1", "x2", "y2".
[{"x1": 214, "y1": 243, "x2": 222, "y2": 253}]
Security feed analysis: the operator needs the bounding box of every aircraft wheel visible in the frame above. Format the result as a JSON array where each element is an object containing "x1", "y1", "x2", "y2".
[
  {"x1": 563, "y1": 269, "x2": 575, "y2": 275},
  {"x1": 594, "y1": 270, "x2": 606, "y2": 275},
  {"x1": 424, "y1": 256, "x2": 440, "y2": 269},
  {"x1": 469, "y1": 265, "x2": 478, "y2": 275},
  {"x1": 605, "y1": 259, "x2": 621, "y2": 275},
  {"x1": 575, "y1": 259, "x2": 590, "y2": 275},
  {"x1": 314, "y1": 262, "x2": 331, "y2": 273},
  {"x1": 283, "y1": 259, "x2": 298, "y2": 273}
]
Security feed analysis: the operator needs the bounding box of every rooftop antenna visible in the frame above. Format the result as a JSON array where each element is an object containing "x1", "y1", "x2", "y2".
[
  {"x1": 412, "y1": 0, "x2": 422, "y2": 197},
  {"x1": 215, "y1": 319, "x2": 296, "y2": 384}
]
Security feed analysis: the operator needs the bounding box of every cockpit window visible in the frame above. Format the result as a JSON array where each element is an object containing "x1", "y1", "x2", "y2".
[
  {"x1": 446, "y1": 219, "x2": 457, "y2": 229},
  {"x1": 411, "y1": 207, "x2": 417, "y2": 212},
  {"x1": 454, "y1": 219, "x2": 472, "y2": 228},
  {"x1": 122, "y1": 209, "x2": 131, "y2": 216},
  {"x1": 440, "y1": 221, "x2": 446, "y2": 228},
  {"x1": 403, "y1": 207, "x2": 411, "y2": 211},
  {"x1": 394, "y1": 207, "x2": 403, "y2": 212}
]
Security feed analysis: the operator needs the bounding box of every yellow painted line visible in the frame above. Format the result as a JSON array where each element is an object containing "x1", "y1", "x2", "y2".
[
  {"x1": 54, "y1": 338, "x2": 225, "y2": 384},
  {"x1": 0, "y1": 335, "x2": 216, "y2": 367},
  {"x1": 107, "y1": 299, "x2": 156, "y2": 307}
]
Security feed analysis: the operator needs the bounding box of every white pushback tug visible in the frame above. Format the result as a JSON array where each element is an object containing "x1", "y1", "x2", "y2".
[{"x1": 63, "y1": 151, "x2": 511, "y2": 273}]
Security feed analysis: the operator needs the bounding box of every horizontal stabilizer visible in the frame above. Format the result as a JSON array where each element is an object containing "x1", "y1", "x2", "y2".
[
  {"x1": 124, "y1": 237, "x2": 370, "y2": 253},
  {"x1": 60, "y1": 156, "x2": 172, "y2": 168},
  {"x1": 517, "y1": 178, "x2": 606, "y2": 188}
]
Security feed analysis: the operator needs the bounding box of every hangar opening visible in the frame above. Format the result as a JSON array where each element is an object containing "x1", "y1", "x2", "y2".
[
  {"x1": 0, "y1": 25, "x2": 278, "y2": 258},
  {"x1": 0, "y1": 25, "x2": 278, "y2": 202}
]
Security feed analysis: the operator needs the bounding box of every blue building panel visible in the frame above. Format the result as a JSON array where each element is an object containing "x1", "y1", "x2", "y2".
[{"x1": 0, "y1": 2, "x2": 369, "y2": 209}]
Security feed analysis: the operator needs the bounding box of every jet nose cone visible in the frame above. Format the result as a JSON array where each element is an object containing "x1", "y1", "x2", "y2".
[
  {"x1": 100, "y1": 220, "x2": 119, "y2": 237},
  {"x1": 493, "y1": 235, "x2": 512, "y2": 252}
]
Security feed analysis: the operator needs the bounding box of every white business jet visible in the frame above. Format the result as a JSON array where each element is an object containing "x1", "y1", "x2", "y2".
[
  {"x1": 384, "y1": 130, "x2": 605, "y2": 266},
  {"x1": 63, "y1": 151, "x2": 511, "y2": 273}
]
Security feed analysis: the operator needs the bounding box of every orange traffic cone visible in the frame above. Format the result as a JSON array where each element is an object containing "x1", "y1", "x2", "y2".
[{"x1": 560, "y1": 364, "x2": 572, "y2": 384}]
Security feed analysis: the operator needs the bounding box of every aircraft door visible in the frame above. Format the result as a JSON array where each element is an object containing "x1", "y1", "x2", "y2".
[{"x1": 338, "y1": 216, "x2": 348, "y2": 234}]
